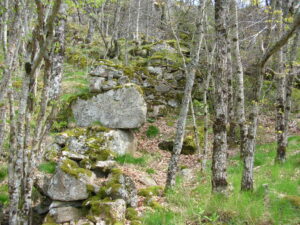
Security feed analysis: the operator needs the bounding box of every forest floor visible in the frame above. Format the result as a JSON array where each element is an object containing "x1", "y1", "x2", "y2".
[{"x1": 117, "y1": 114, "x2": 300, "y2": 225}]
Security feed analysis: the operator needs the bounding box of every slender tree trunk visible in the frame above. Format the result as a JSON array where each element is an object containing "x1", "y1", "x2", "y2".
[
  {"x1": 276, "y1": 30, "x2": 299, "y2": 163},
  {"x1": 212, "y1": 0, "x2": 228, "y2": 193},
  {"x1": 165, "y1": 0, "x2": 207, "y2": 190},
  {"x1": 202, "y1": 43, "x2": 215, "y2": 171},
  {"x1": 86, "y1": 19, "x2": 95, "y2": 44},
  {"x1": 190, "y1": 99, "x2": 201, "y2": 156},
  {"x1": 231, "y1": 0, "x2": 247, "y2": 158},
  {"x1": 136, "y1": 0, "x2": 141, "y2": 41}
]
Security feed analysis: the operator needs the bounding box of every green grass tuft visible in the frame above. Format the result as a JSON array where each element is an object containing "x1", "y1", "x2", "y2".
[
  {"x1": 38, "y1": 162, "x2": 57, "y2": 174},
  {"x1": 115, "y1": 154, "x2": 146, "y2": 165},
  {"x1": 146, "y1": 125, "x2": 160, "y2": 138},
  {"x1": 0, "y1": 166, "x2": 8, "y2": 181}
]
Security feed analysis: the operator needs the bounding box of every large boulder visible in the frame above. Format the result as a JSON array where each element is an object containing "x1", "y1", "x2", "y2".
[
  {"x1": 47, "y1": 167, "x2": 93, "y2": 201},
  {"x1": 72, "y1": 83, "x2": 147, "y2": 129}
]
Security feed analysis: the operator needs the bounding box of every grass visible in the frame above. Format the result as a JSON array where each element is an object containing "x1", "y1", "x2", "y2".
[
  {"x1": 146, "y1": 125, "x2": 160, "y2": 138},
  {"x1": 115, "y1": 154, "x2": 146, "y2": 165},
  {"x1": 142, "y1": 136, "x2": 300, "y2": 225},
  {"x1": 0, "y1": 184, "x2": 9, "y2": 205},
  {"x1": 0, "y1": 166, "x2": 8, "y2": 182},
  {"x1": 38, "y1": 161, "x2": 57, "y2": 174}
]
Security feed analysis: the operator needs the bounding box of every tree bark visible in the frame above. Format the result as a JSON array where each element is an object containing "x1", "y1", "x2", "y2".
[
  {"x1": 212, "y1": 0, "x2": 228, "y2": 193},
  {"x1": 231, "y1": 0, "x2": 247, "y2": 158}
]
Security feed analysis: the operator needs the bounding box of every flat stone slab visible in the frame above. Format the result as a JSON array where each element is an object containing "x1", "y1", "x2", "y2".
[{"x1": 72, "y1": 83, "x2": 147, "y2": 129}]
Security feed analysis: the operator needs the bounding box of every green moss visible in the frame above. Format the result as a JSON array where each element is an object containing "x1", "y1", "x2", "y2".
[
  {"x1": 146, "y1": 199, "x2": 163, "y2": 210},
  {"x1": 138, "y1": 186, "x2": 163, "y2": 197},
  {"x1": 126, "y1": 207, "x2": 141, "y2": 221},
  {"x1": 284, "y1": 195, "x2": 300, "y2": 207},
  {"x1": 60, "y1": 158, "x2": 92, "y2": 178},
  {"x1": 43, "y1": 215, "x2": 59, "y2": 225},
  {"x1": 62, "y1": 127, "x2": 86, "y2": 137}
]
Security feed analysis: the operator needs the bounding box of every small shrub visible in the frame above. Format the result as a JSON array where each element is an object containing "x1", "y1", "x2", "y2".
[{"x1": 146, "y1": 125, "x2": 159, "y2": 138}]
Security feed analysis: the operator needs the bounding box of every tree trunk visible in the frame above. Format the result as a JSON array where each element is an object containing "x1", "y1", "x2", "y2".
[
  {"x1": 231, "y1": 0, "x2": 247, "y2": 158},
  {"x1": 212, "y1": 0, "x2": 228, "y2": 193},
  {"x1": 165, "y1": 0, "x2": 207, "y2": 190}
]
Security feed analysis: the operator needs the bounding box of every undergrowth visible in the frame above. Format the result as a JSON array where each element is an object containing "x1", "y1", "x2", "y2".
[
  {"x1": 115, "y1": 154, "x2": 146, "y2": 165},
  {"x1": 142, "y1": 136, "x2": 300, "y2": 225}
]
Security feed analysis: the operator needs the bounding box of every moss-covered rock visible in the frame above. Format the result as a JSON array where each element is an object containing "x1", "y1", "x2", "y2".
[
  {"x1": 60, "y1": 158, "x2": 93, "y2": 179},
  {"x1": 138, "y1": 186, "x2": 163, "y2": 197}
]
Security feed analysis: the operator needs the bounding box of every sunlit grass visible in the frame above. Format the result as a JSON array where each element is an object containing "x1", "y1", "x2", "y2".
[{"x1": 142, "y1": 136, "x2": 300, "y2": 225}]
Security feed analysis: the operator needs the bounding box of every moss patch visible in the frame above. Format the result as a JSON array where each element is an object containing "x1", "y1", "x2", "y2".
[
  {"x1": 60, "y1": 158, "x2": 92, "y2": 178},
  {"x1": 138, "y1": 186, "x2": 163, "y2": 197}
]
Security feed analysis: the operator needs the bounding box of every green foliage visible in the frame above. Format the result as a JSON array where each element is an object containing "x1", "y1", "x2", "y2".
[
  {"x1": 146, "y1": 125, "x2": 160, "y2": 138},
  {"x1": 115, "y1": 154, "x2": 146, "y2": 165},
  {"x1": 38, "y1": 162, "x2": 57, "y2": 174},
  {"x1": 0, "y1": 166, "x2": 8, "y2": 181},
  {"x1": 0, "y1": 184, "x2": 9, "y2": 205}
]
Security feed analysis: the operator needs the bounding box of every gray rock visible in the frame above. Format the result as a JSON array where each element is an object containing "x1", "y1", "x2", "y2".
[
  {"x1": 49, "y1": 200, "x2": 83, "y2": 209},
  {"x1": 49, "y1": 206, "x2": 82, "y2": 223},
  {"x1": 168, "y1": 99, "x2": 179, "y2": 108},
  {"x1": 151, "y1": 43, "x2": 176, "y2": 54},
  {"x1": 140, "y1": 175, "x2": 157, "y2": 186},
  {"x1": 47, "y1": 169, "x2": 90, "y2": 201},
  {"x1": 62, "y1": 151, "x2": 87, "y2": 161},
  {"x1": 34, "y1": 172, "x2": 52, "y2": 196},
  {"x1": 90, "y1": 65, "x2": 123, "y2": 78},
  {"x1": 164, "y1": 72, "x2": 174, "y2": 80},
  {"x1": 118, "y1": 76, "x2": 129, "y2": 85},
  {"x1": 67, "y1": 137, "x2": 88, "y2": 154},
  {"x1": 94, "y1": 160, "x2": 116, "y2": 170},
  {"x1": 106, "y1": 174, "x2": 138, "y2": 207},
  {"x1": 55, "y1": 133, "x2": 69, "y2": 146},
  {"x1": 75, "y1": 219, "x2": 94, "y2": 225},
  {"x1": 104, "y1": 129, "x2": 137, "y2": 155},
  {"x1": 102, "y1": 80, "x2": 117, "y2": 91},
  {"x1": 72, "y1": 83, "x2": 147, "y2": 129},
  {"x1": 148, "y1": 66, "x2": 163, "y2": 76},
  {"x1": 90, "y1": 65, "x2": 109, "y2": 77},
  {"x1": 100, "y1": 199, "x2": 126, "y2": 222},
  {"x1": 89, "y1": 77, "x2": 106, "y2": 93},
  {"x1": 155, "y1": 84, "x2": 170, "y2": 93}
]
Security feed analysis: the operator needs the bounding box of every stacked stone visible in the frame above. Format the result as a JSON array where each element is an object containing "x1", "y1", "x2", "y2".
[{"x1": 89, "y1": 65, "x2": 130, "y2": 93}]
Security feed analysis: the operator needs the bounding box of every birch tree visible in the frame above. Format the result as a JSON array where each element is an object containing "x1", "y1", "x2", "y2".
[
  {"x1": 165, "y1": 0, "x2": 207, "y2": 189},
  {"x1": 211, "y1": 0, "x2": 228, "y2": 193},
  {"x1": 8, "y1": 1, "x2": 65, "y2": 224}
]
